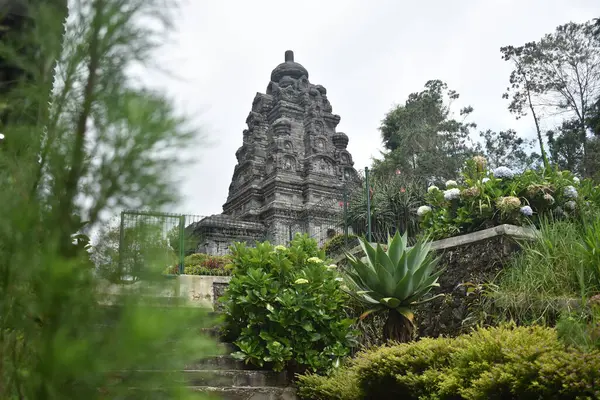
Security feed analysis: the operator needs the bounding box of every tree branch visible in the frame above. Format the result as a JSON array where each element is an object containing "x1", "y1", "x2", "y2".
[{"x1": 57, "y1": 0, "x2": 104, "y2": 257}]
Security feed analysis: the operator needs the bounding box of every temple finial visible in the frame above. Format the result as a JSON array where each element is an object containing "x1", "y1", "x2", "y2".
[{"x1": 285, "y1": 50, "x2": 294, "y2": 62}]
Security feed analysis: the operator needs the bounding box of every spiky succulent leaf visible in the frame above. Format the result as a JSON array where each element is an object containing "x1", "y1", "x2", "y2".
[
  {"x1": 406, "y1": 241, "x2": 434, "y2": 277},
  {"x1": 396, "y1": 307, "x2": 414, "y2": 323},
  {"x1": 346, "y1": 255, "x2": 381, "y2": 291},
  {"x1": 380, "y1": 297, "x2": 401, "y2": 308},
  {"x1": 359, "y1": 237, "x2": 378, "y2": 269},
  {"x1": 411, "y1": 255, "x2": 439, "y2": 289},
  {"x1": 387, "y1": 231, "x2": 406, "y2": 266},
  {"x1": 410, "y1": 293, "x2": 445, "y2": 306},
  {"x1": 393, "y1": 270, "x2": 415, "y2": 301},
  {"x1": 374, "y1": 246, "x2": 395, "y2": 294},
  {"x1": 359, "y1": 307, "x2": 384, "y2": 320},
  {"x1": 376, "y1": 244, "x2": 395, "y2": 276}
]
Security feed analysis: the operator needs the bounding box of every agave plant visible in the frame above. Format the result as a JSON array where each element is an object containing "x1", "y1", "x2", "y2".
[{"x1": 344, "y1": 231, "x2": 443, "y2": 342}]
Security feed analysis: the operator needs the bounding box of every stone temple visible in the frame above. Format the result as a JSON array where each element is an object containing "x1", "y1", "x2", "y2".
[{"x1": 192, "y1": 51, "x2": 358, "y2": 255}]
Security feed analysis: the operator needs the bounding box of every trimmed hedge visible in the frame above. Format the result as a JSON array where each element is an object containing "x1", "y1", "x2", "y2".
[{"x1": 297, "y1": 324, "x2": 600, "y2": 400}]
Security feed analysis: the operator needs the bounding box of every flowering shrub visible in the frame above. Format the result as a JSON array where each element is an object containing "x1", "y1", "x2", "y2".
[
  {"x1": 419, "y1": 157, "x2": 599, "y2": 240},
  {"x1": 221, "y1": 234, "x2": 356, "y2": 373}
]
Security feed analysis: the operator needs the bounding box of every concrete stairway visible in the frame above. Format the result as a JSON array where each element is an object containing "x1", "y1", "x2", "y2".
[
  {"x1": 183, "y1": 325, "x2": 297, "y2": 399},
  {"x1": 185, "y1": 351, "x2": 297, "y2": 400}
]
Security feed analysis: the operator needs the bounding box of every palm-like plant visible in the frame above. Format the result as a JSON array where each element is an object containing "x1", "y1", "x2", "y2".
[{"x1": 344, "y1": 232, "x2": 443, "y2": 342}]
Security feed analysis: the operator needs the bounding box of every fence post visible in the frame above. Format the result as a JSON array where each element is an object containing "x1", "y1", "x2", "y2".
[
  {"x1": 343, "y1": 185, "x2": 349, "y2": 247},
  {"x1": 118, "y1": 211, "x2": 125, "y2": 276},
  {"x1": 365, "y1": 167, "x2": 372, "y2": 243},
  {"x1": 178, "y1": 215, "x2": 185, "y2": 274}
]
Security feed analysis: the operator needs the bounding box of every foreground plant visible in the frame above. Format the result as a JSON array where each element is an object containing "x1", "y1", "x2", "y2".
[
  {"x1": 344, "y1": 232, "x2": 442, "y2": 342},
  {"x1": 0, "y1": 0, "x2": 214, "y2": 398}
]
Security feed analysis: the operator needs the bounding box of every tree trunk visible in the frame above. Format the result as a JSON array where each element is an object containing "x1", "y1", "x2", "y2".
[{"x1": 383, "y1": 309, "x2": 414, "y2": 343}]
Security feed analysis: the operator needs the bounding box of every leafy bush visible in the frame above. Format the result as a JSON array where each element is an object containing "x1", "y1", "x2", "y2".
[
  {"x1": 419, "y1": 156, "x2": 599, "y2": 239},
  {"x1": 322, "y1": 234, "x2": 359, "y2": 258},
  {"x1": 221, "y1": 234, "x2": 357, "y2": 373},
  {"x1": 165, "y1": 253, "x2": 233, "y2": 275},
  {"x1": 297, "y1": 324, "x2": 600, "y2": 400}
]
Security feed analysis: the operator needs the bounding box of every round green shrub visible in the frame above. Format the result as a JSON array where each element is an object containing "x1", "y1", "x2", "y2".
[
  {"x1": 322, "y1": 234, "x2": 359, "y2": 258},
  {"x1": 297, "y1": 324, "x2": 600, "y2": 400},
  {"x1": 222, "y1": 234, "x2": 357, "y2": 373}
]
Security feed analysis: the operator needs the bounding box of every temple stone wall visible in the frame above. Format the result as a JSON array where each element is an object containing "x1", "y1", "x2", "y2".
[{"x1": 190, "y1": 215, "x2": 266, "y2": 256}]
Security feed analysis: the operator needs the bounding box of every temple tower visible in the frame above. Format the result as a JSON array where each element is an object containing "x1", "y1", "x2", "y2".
[{"x1": 193, "y1": 51, "x2": 358, "y2": 252}]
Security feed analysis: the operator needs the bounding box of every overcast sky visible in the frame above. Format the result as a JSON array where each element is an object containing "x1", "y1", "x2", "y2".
[{"x1": 141, "y1": 0, "x2": 600, "y2": 217}]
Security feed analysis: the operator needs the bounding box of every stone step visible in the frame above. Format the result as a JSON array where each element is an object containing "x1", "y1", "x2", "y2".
[
  {"x1": 183, "y1": 369, "x2": 289, "y2": 387},
  {"x1": 131, "y1": 369, "x2": 289, "y2": 388},
  {"x1": 186, "y1": 355, "x2": 248, "y2": 371},
  {"x1": 190, "y1": 386, "x2": 297, "y2": 400}
]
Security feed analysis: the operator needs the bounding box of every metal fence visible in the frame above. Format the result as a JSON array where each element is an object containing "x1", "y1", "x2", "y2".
[{"x1": 117, "y1": 211, "x2": 205, "y2": 277}]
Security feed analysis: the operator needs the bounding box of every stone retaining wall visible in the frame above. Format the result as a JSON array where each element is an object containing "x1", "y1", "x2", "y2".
[{"x1": 99, "y1": 275, "x2": 231, "y2": 310}]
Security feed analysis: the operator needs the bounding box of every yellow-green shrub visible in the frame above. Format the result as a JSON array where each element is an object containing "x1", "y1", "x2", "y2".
[{"x1": 297, "y1": 324, "x2": 600, "y2": 400}]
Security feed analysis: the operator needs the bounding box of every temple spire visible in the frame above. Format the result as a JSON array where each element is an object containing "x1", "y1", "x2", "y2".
[{"x1": 285, "y1": 50, "x2": 294, "y2": 62}]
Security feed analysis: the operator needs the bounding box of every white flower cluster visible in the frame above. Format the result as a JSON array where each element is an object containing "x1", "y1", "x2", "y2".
[
  {"x1": 482, "y1": 177, "x2": 490, "y2": 184},
  {"x1": 492, "y1": 166, "x2": 514, "y2": 179},
  {"x1": 445, "y1": 180, "x2": 458, "y2": 188},
  {"x1": 427, "y1": 185, "x2": 439, "y2": 193},
  {"x1": 443, "y1": 188, "x2": 461, "y2": 201},
  {"x1": 565, "y1": 200, "x2": 577, "y2": 210},
  {"x1": 520, "y1": 205, "x2": 533, "y2": 216},
  {"x1": 573, "y1": 177, "x2": 580, "y2": 184},
  {"x1": 417, "y1": 205, "x2": 432, "y2": 216},
  {"x1": 564, "y1": 185, "x2": 578, "y2": 199}
]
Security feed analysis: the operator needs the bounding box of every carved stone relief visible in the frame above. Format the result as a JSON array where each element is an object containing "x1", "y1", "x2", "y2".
[
  {"x1": 314, "y1": 121, "x2": 324, "y2": 135},
  {"x1": 313, "y1": 157, "x2": 333, "y2": 175},
  {"x1": 283, "y1": 155, "x2": 296, "y2": 171},
  {"x1": 315, "y1": 138, "x2": 326, "y2": 151}
]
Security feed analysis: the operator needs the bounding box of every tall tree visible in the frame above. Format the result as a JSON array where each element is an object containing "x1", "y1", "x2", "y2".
[
  {"x1": 374, "y1": 80, "x2": 477, "y2": 183},
  {"x1": 502, "y1": 20, "x2": 600, "y2": 176},
  {"x1": 501, "y1": 43, "x2": 550, "y2": 169}
]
